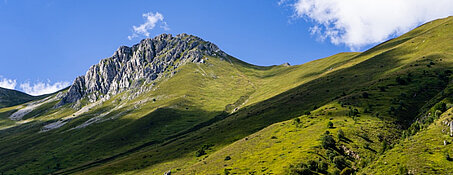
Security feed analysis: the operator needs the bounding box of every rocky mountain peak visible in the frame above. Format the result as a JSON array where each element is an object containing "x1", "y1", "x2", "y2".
[{"x1": 58, "y1": 34, "x2": 227, "y2": 106}]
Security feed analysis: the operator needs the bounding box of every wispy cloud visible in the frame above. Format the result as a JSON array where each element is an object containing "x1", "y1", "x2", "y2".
[
  {"x1": 20, "y1": 81, "x2": 70, "y2": 96},
  {"x1": 128, "y1": 12, "x2": 170, "y2": 40},
  {"x1": 282, "y1": 0, "x2": 453, "y2": 50},
  {"x1": 0, "y1": 76, "x2": 16, "y2": 89}
]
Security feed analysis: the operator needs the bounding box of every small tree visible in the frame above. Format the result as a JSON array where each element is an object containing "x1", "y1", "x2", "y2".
[
  {"x1": 327, "y1": 121, "x2": 334, "y2": 128},
  {"x1": 321, "y1": 134, "x2": 336, "y2": 149}
]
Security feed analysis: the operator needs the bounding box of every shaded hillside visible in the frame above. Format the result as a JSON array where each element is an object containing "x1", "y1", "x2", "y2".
[{"x1": 0, "y1": 87, "x2": 43, "y2": 108}]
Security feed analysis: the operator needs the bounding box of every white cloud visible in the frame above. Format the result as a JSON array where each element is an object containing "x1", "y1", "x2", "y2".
[
  {"x1": 20, "y1": 81, "x2": 70, "y2": 96},
  {"x1": 128, "y1": 12, "x2": 170, "y2": 40},
  {"x1": 0, "y1": 76, "x2": 16, "y2": 89},
  {"x1": 286, "y1": 0, "x2": 453, "y2": 50}
]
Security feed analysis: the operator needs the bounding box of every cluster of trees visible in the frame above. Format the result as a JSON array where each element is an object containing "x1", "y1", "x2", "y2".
[{"x1": 289, "y1": 130, "x2": 355, "y2": 175}]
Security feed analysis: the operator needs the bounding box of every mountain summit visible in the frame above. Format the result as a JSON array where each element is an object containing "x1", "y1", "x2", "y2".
[{"x1": 59, "y1": 33, "x2": 227, "y2": 106}]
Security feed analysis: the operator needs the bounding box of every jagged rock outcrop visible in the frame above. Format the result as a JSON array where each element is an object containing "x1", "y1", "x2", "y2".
[{"x1": 58, "y1": 33, "x2": 227, "y2": 106}]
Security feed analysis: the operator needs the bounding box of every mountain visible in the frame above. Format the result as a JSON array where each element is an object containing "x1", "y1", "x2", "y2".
[
  {"x1": 0, "y1": 16, "x2": 452, "y2": 175},
  {"x1": 0, "y1": 87, "x2": 42, "y2": 108},
  {"x1": 59, "y1": 33, "x2": 227, "y2": 106}
]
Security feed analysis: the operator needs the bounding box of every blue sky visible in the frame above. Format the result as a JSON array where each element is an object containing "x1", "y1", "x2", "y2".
[{"x1": 0, "y1": 0, "x2": 452, "y2": 95}]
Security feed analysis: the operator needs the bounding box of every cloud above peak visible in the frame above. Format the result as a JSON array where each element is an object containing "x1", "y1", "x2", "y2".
[
  {"x1": 0, "y1": 75, "x2": 69, "y2": 95},
  {"x1": 286, "y1": 0, "x2": 453, "y2": 50},
  {"x1": 20, "y1": 81, "x2": 70, "y2": 96},
  {"x1": 128, "y1": 12, "x2": 170, "y2": 40}
]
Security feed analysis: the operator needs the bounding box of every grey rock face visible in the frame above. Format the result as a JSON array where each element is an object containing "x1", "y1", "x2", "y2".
[{"x1": 58, "y1": 34, "x2": 227, "y2": 106}]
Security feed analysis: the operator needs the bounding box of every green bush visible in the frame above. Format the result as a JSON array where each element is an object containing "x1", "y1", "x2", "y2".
[
  {"x1": 195, "y1": 144, "x2": 213, "y2": 157},
  {"x1": 333, "y1": 156, "x2": 346, "y2": 170},
  {"x1": 433, "y1": 102, "x2": 447, "y2": 113},
  {"x1": 380, "y1": 140, "x2": 388, "y2": 154},
  {"x1": 327, "y1": 149, "x2": 337, "y2": 162},
  {"x1": 396, "y1": 76, "x2": 407, "y2": 85},
  {"x1": 317, "y1": 161, "x2": 328, "y2": 172},
  {"x1": 337, "y1": 129, "x2": 345, "y2": 140},
  {"x1": 307, "y1": 160, "x2": 318, "y2": 171},
  {"x1": 398, "y1": 165, "x2": 409, "y2": 175},
  {"x1": 293, "y1": 118, "x2": 301, "y2": 124},
  {"x1": 195, "y1": 149, "x2": 206, "y2": 157},
  {"x1": 340, "y1": 167, "x2": 353, "y2": 175},
  {"x1": 288, "y1": 163, "x2": 314, "y2": 175},
  {"x1": 446, "y1": 153, "x2": 453, "y2": 161},
  {"x1": 327, "y1": 121, "x2": 334, "y2": 128},
  {"x1": 362, "y1": 92, "x2": 369, "y2": 98},
  {"x1": 224, "y1": 156, "x2": 231, "y2": 161},
  {"x1": 321, "y1": 134, "x2": 336, "y2": 149}
]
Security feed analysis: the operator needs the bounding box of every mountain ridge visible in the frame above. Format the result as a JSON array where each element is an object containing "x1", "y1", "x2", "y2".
[
  {"x1": 0, "y1": 87, "x2": 46, "y2": 108},
  {"x1": 59, "y1": 33, "x2": 227, "y2": 106}
]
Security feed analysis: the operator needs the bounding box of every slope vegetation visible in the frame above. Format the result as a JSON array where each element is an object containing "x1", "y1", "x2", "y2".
[{"x1": 0, "y1": 16, "x2": 451, "y2": 175}]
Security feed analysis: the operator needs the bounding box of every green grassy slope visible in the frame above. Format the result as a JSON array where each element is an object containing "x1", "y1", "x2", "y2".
[
  {"x1": 0, "y1": 87, "x2": 45, "y2": 108},
  {"x1": 0, "y1": 16, "x2": 451, "y2": 175},
  {"x1": 72, "y1": 16, "x2": 453, "y2": 175},
  {"x1": 361, "y1": 83, "x2": 453, "y2": 174},
  {"x1": 0, "y1": 49, "x2": 362, "y2": 174}
]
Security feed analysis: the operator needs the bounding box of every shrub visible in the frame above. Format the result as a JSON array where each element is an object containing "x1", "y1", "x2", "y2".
[
  {"x1": 337, "y1": 129, "x2": 345, "y2": 140},
  {"x1": 195, "y1": 149, "x2": 206, "y2": 157},
  {"x1": 363, "y1": 143, "x2": 370, "y2": 149},
  {"x1": 224, "y1": 156, "x2": 231, "y2": 161},
  {"x1": 333, "y1": 156, "x2": 347, "y2": 170},
  {"x1": 363, "y1": 108, "x2": 370, "y2": 113},
  {"x1": 293, "y1": 118, "x2": 301, "y2": 124},
  {"x1": 398, "y1": 165, "x2": 409, "y2": 175},
  {"x1": 330, "y1": 169, "x2": 341, "y2": 175},
  {"x1": 288, "y1": 163, "x2": 313, "y2": 175},
  {"x1": 396, "y1": 76, "x2": 407, "y2": 85},
  {"x1": 318, "y1": 161, "x2": 328, "y2": 172},
  {"x1": 446, "y1": 153, "x2": 453, "y2": 161},
  {"x1": 327, "y1": 121, "x2": 334, "y2": 128},
  {"x1": 321, "y1": 134, "x2": 336, "y2": 149},
  {"x1": 380, "y1": 140, "x2": 388, "y2": 154},
  {"x1": 195, "y1": 144, "x2": 213, "y2": 157},
  {"x1": 224, "y1": 168, "x2": 231, "y2": 175},
  {"x1": 294, "y1": 167, "x2": 312, "y2": 175},
  {"x1": 362, "y1": 92, "x2": 369, "y2": 98},
  {"x1": 433, "y1": 102, "x2": 447, "y2": 113},
  {"x1": 327, "y1": 149, "x2": 337, "y2": 162},
  {"x1": 307, "y1": 160, "x2": 318, "y2": 171},
  {"x1": 340, "y1": 167, "x2": 353, "y2": 175}
]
